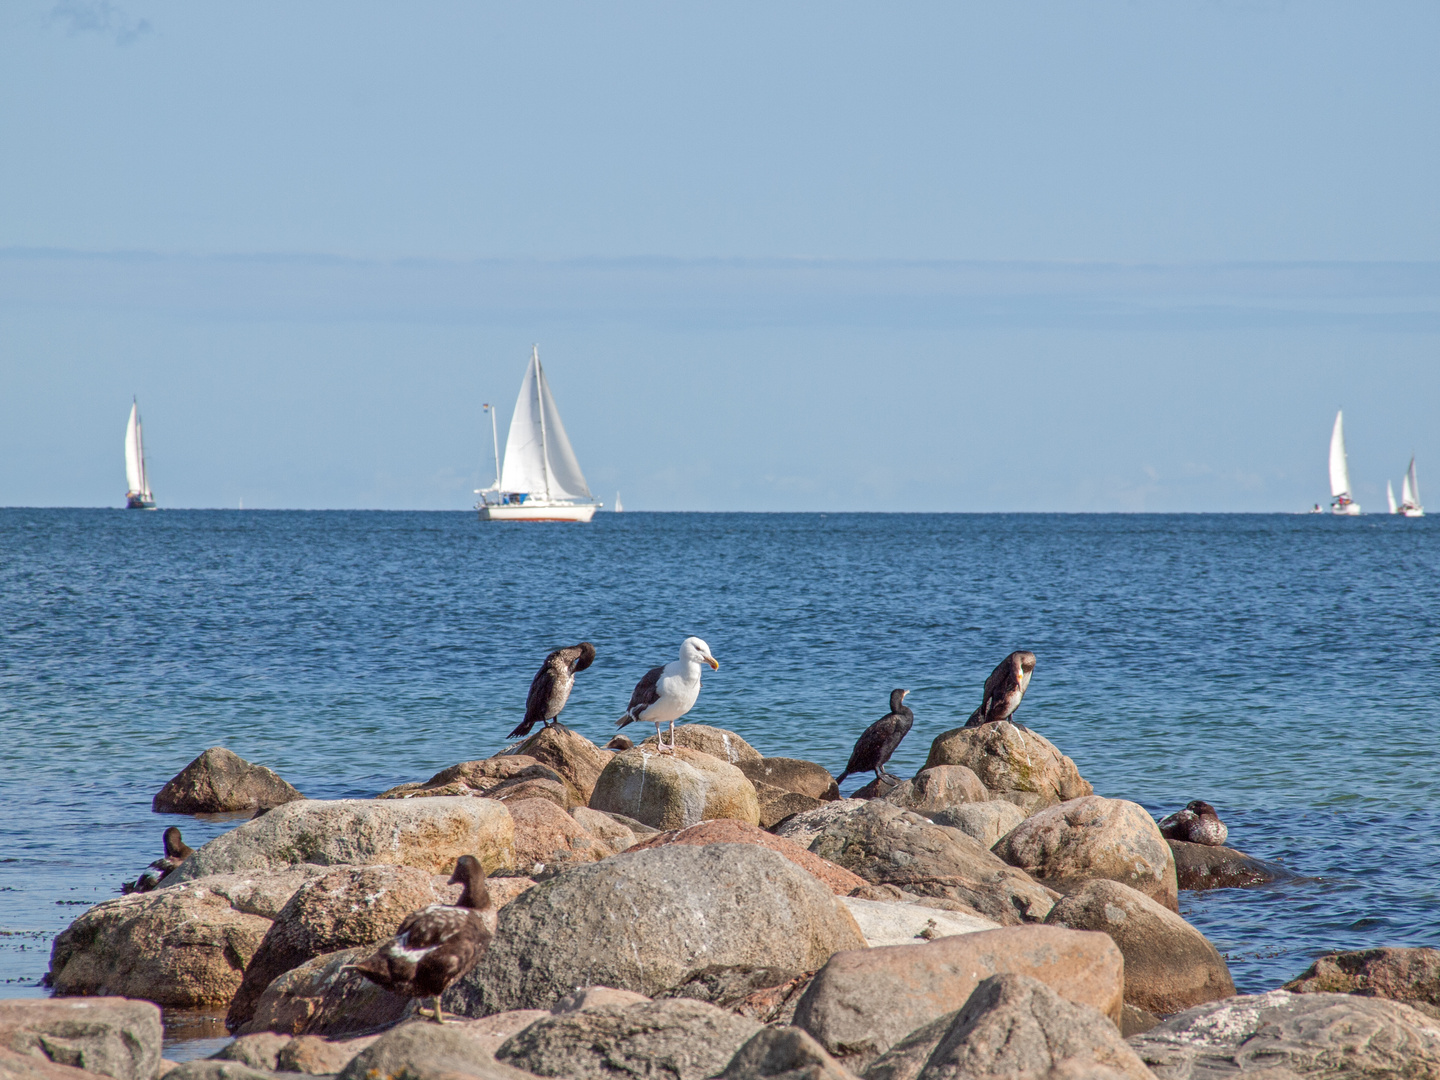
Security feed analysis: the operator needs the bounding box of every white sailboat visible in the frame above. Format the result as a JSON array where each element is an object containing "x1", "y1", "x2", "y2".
[
  {"x1": 123, "y1": 399, "x2": 156, "y2": 510},
  {"x1": 1328, "y1": 410, "x2": 1361, "y2": 516},
  {"x1": 1388, "y1": 481, "x2": 1399, "y2": 514},
  {"x1": 614, "y1": 492, "x2": 624, "y2": 513},
  {"x1": 475, "y1": 347, "x2": 601, "y2": 522},
  {"x1": 1397, "y1": 457, "x2": 1424, "y2": 517}
]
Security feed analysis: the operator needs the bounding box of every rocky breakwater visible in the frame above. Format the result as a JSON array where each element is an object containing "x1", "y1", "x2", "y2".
[
  {"x1": 589, "y1": 745, "x2": 761, "y2": 830},
  {"x1": 924, "y1": 720, "x2": 1091, "y2": 814},
  {"x1": 447, "y1": 843, "x2": 867, "y2": 1016},
  {"x1": 993, "y1": 794, "x2": 1179, "y2": 911},
  {"x1": 807, "y1": 799, "x2": 1058, "y2": 924}
]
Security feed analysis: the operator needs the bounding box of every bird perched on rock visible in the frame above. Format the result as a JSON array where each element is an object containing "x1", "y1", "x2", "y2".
[
  {"x1": 616, "y1": 637, "x2": 719, "y2": 753},
  {"x1": 1158, "y1": 800, "x2": 1229, "y2": 846},
  {"x1": 351, "y1": 854, "x2": 494, "y2": 1023},
  {"x1": 837, "y1": 689, "x2": 914, "y2": 789},
  {"x1": 122, "y1": 826, "x2": 193, "y2": 893},
  {"x1": 963, "y1": 651, "x2": 1037, "y2": 729},
  {"x1": 508, "y1": 642, "x2": 596, "y2": 739}
]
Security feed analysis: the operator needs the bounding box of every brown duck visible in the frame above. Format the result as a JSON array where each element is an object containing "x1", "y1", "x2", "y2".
[
  {"x1": 351, "y1": 855, "x2": 494, "y2": 1022},
  {"x1": 122, "y1": 826, "x2": 193, "y2": 894},
  {"x1": 1158, "y1": 800, "x2": 1229, "y2": 846}
]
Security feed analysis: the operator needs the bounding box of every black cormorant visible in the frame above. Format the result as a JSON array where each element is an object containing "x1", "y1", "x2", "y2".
[
  {"x1": 836, "y1": 689, "x2": 913, "y2": 788},
  {"x1": 508, "y1": 642, "x2": 596, "y2": 739}
]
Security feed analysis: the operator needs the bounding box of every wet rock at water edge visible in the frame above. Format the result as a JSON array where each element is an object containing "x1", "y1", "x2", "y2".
[
  {"x1": 153, "y1": 748, "x2": 304, "y2": 815},
  {"x1": 1284, "y1": 946, "x2": 1440, "y2": 1019},
  {"x1": 993, "y1": 795, "x2": 1179, "y2": 911},
  {"x1": 1168, "y1": 839, "x2": 1291, "y2": 891},
  {"x1": 1044, "y1": 878, "x2": 1234, "y2": 1016}
]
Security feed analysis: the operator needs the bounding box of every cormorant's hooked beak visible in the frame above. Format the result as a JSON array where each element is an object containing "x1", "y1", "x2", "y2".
[{"x1": 705, "y1": 656, "x2": 719, "y2": 670}]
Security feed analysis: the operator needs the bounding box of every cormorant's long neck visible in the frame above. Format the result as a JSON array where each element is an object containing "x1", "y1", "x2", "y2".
[{"x1": 897, "y1": 706, "x2": 915, "y2": 732}]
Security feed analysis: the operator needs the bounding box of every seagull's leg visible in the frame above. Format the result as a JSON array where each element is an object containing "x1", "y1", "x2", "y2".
[{"x1": 668, "y1": 719, "x2": 677, "y2": 751}]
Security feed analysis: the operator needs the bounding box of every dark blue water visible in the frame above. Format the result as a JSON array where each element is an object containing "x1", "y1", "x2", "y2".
[{"x1": 2, "y1": 510, "x2": 1437, "y2": 1003}]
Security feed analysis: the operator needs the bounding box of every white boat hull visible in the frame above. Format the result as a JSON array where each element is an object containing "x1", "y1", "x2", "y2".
[
  {"x1": 1331, "y1": 502, "x2": 1361, "y2": 516},
  {"x1": 478, "y1": 502, "x2": 599, "y2": 522},
  {"x1": 1400, "y1": 507, "x2": 1425, "y2": 518}
]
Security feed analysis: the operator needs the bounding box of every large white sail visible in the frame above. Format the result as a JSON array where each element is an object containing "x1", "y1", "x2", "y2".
[
  {"x1": 1328, "y1": 410, "x2": 1351, "y2": 499},
  {"x1": 1388, "y1": 481, "x2": 1398, "y2": 514},
  {"x1": 497, "y1": 347, "x2": 593, "y2": 502},
  {"x1": 1403, "y1": 458, "x2": 1420, "y2": 509},
  {"x1": 124, "y1": 401, "x2": 150, "y2": 499}
]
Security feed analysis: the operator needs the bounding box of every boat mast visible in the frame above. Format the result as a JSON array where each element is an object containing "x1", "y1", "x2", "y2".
[
  {"x1": 486, "y1": 403, "x2": 500, "y2": 494},
  {"x1": 533, "y1": 346, "x2": 553, "y2": 500}
]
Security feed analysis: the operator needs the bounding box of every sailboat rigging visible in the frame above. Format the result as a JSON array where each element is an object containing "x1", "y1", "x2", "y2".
[
  {"x1": 124, "y1": 399, "x2": 156, "y2": 510},
  {"x1": 475, "y1": 347, "x2": 601, "y2": 522}
]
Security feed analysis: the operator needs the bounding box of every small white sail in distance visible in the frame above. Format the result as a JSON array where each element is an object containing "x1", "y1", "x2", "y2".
[
  {"x1": 124, "y1": 400, "x2": 152, "y2": 502},
  {"x1": 614, "y1": 492, "x2": 624, "y2": 513},
  {"x1": 1329, "y1": 410, "x2": 1352, "y2": 500},
  {"x1": 1388, "y1": 481, "x2": 1398, "y2": 514},
  {"x1": 499, "y1": 346, "x2": 593, "y2": 503},
  {"x1": 1400, "y1": 456, "x2": 1423, "y2": 515}
]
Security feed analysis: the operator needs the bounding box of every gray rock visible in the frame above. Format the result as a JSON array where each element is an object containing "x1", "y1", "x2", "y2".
[
  {"x1": 496, "y1": 998, "x2": 760, "y2": 1080},
  {"x1": 839, "y1": 897, "x2": 999, "y2": 948},
  {"x1": 448, "y1": 844, "x2": 866, "y2": 1015},
  {"x1": 793, "y1": 925, "x2": 1125, "y2": 1071},
  {"x1": 336, "y1": 1021, "x2": 538, "y2": 1080},
  {"x1": 754, "y1": 782, "x2": 826, "y2": 830},
  {"x1": 923, "y1": 723, "x2": 1092, "y2": 815},
  {"x1": 718, "y1": 1026, "x2": 860, "y2": 1080},
  {"x1": 159, "y1": 867, "x2": 337, "y2": 920},
  {"x1": 0, "y1": 998, "x2": 162, "y2": 1080},
  {"x1": 994, "y1": 796, "x2": 1178, "y2": 911},
  {"x1": 213, "y1": 1032, "x2": 290, "y2": 1071},
  {"x1": 236, "y1": 946, "x2": 409, "y2": 1038},
  {"x1": 882, "y1": 767, "x2": 989, "y2": 816},
  {"x1": 929, "y1": 802, "x2": 1027, "y2": 849},
  {"x1": 153, "y1": 748, "x2": 304, "y2": 814},
  {"x1": 1129, "y1": 990, "x2": 1440, "y2": 1079},
  {"x1": 1168, "y1": 841, "x2": 1291, "y2": 891},
  {"x1": 166, "y1": 797, "x2": 516, "y2": 883},
  {"x1": 569, "y1": 806, "x2": 639, "y2": 853},
  {"x1": 772, "y1": 801, "x2": 869, "y2": 849},
  {"x1": 551, "y1": 986, "x2": 652, "y2": 1013},
  {"x1": 228, "y1": 863, "x2": 453, "y2": 1031},
  {"x1": 807, "y1": 800, "x2": 1057, "y2": 925},
  {"x1": 738, "y1": 759, "x2": 841, "y2": 802},
  {"x1": 638, "y1": 723, "x2": 763, "y2": 765},
  {"x1": 590, "y1": 747, "x2": 761, "y2": 830},
  {"x1": 165, "y1": 1063, "x2": 290, "y2": 1080},
  {"x1": 862, "y1": 973, "x2": 1153, "y2": 1080},
  {"x1": 656, "y1": 967, "x2": 814, "y2": 1025},
  {"x1": 0, "y1": 1047, "x2": 97, "y2": 1080},
  {"x1": 1283, "y1": 946, "x2": 1440, "y2": 1020},
  {"x1": 1044, "y1": 879, "x2": 1234, "y2": 1016}
]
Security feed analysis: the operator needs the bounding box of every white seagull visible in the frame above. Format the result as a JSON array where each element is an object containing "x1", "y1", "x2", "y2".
[{"x1": 617, "y1": 636, "x2": 720, "y2": 753}]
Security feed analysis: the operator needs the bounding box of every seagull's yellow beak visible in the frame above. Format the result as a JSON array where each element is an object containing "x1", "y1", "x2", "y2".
[{"x1": 706, "y1": 656, "x2": 720, "y2": 670}]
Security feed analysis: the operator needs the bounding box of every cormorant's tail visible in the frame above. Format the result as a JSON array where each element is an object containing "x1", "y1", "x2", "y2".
[{"x1": 507, "y1": 718, "x2": 535, "y2": 739}]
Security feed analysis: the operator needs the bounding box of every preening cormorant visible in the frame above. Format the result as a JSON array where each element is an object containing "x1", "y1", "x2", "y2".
[
  {"x1": 508, "y1": 642, "x2": 596, "y2": 739},
  {"x1": 616, "y1": 637, "x2": 719, "y2": 753},
  {"x1": 963, "y1": 650, "x2": 1037, "y2": 729},
  {"x1": 351, "y1": 855, "x2": 494, "y2": 1023},
  {"x1": 837, "y1": 689, "x2": 913, "y2": 788}
]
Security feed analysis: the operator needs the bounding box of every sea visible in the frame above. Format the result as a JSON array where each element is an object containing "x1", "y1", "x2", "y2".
[{"x1": 2, "y1": 509, "x2": 1437, "y2": 1056}]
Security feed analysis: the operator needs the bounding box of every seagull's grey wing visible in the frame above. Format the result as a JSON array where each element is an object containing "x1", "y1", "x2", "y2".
[{"x1": 618, "y1": 665, "x2": 665, "y2": 726}]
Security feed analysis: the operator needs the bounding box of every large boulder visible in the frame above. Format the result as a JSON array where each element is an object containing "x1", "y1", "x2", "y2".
[
  {"x1": 153, "y1": 748, "x2": 303, "y2": 814},
  {"x1": 1130, "y1": 990, "x2": 1440, "y2": 1079},
  {"x1": 1168, "y1": 840, "x2": 1290, "y2": 891},
  {"x1": 504, "y1": 726, "x2": 611, "y2": 804},
  {"x1": 569, "y1": 807, "x2": 639, "y2": 853},
  {"x1": 449, "y1": 844, "x2": 866, "y2": 1015},
  {"x1": 994, "y1": 796, "x2": 1179, "y2": 911},
  {"x1": 773, "y1": 801, "x2": 870, "y2": 849},
  {"x1": 930, "y1": 801, "x2": 1027, "y2": 849},
  {"x1": 753, "y1": 783, "x2": 827, "y2": 830},
  {"x1": 506, "y1": 797, "x2": 611, "y2": 874},
  {"x1": 638, "y1": 723, "x2": 763, "y2": 764},
  {"x1": 792, "y1": 925, "x2": 1124, "y2": 1071},
  {"x1": 863, "y1": 973, "x2": 1152, "y2": 1080},
  {"x1": 335, "y1": 1021, "x2": 540, "y2": 1080},
  {"x1": 589, "y1": 746, "x2": 761, "y2": 830},
  {"x1": 1284, "y1": 947, "x2": 1440, "y2": 1019},
  {"x1": 0, "y1": 999, "x2": 162, "y2": 1080},
  {"x1": 238, "y1": 946, "x2": 408, "y2": 1037},
  {"x1": 839, "y1": 897, "x2": 999, "y2": 948},
  {"x1": 1044, "y1": 878, "x2": 1234, "y2": 1015},
  {"x1": 739, "y1": 758, "x2": 841, "y2": 802},
  {"x1": 495, "y1": 998, "x2": 762, "y2": 1080},
  {"x1": 49, "y1": 886, "x2": 273, "y2": 1007},
  {"x1": 227, "y1": 864, "x2": 451, "y2": 1031},
  {"x1": 924, "y1": 722, "x2": 1091, "y2": 814},
  {"x1": 377, "y1": 755, "x2": 576, "y2": 808},
  {"x1": 882, "y1": 766, "x2": 989, "y2": 815},
  {"x1": 627, "y1": 819, "x2": 867, "y2": 896},
  {"x1": 718, "y1": 1026, "x2": 859, "y2": 1080},
  {"x1": 807, "y1": 800, "x2": 1057, "y2": 925},
  {"x1": 154, "y1": 867, "x2": 337, "y2": 919},
  {"x1": 166, "y1": 798, "x2": 517, "y2": 882}
]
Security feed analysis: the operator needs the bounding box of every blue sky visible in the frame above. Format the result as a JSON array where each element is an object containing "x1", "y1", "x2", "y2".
[{"x1": 2, "y1": 2, "x2": 1437, "y2": 510}]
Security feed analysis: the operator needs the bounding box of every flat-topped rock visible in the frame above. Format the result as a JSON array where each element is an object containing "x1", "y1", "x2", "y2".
[
  {"x1": 772, "y1": 800, "x2": 869, "y2": 848},
  {"x1": 166, "y1": 797, "x2": 516, "y2": 882},
  {"x1": 924, "y1": 722, "x2": 1091, "y2": 814},
  {"x1": 589, "y1": 745, "x2": 761, "y2": 830},
  {"x1": 153, "y1": 748, "x2": 303, "y2": 814},
  {"x1": 638, "y1": 723, "x2": 763, "y2": 764},
  {"x1": 839, "y1": 896, "x2": 1000, "y2": 947}
]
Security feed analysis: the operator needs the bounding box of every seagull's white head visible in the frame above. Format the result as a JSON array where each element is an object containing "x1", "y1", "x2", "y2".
[{"x1": 680, "y1": 636, "x2": 719, "y2": 670}]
